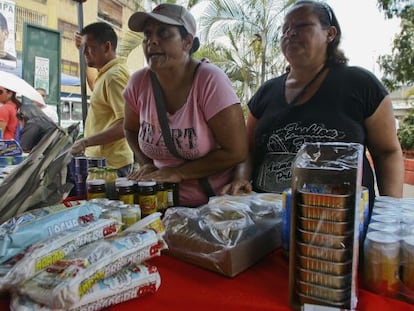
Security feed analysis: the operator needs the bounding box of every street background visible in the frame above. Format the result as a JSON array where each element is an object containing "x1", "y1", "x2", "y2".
[{"x1": 403, "y1": 183, "x2": 414, "y2": 197}]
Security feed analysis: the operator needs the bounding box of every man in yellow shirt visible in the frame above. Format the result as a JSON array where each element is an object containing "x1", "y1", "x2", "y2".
[{"x1": 71, "y1": 22, "x2": 133, "y2": 176}]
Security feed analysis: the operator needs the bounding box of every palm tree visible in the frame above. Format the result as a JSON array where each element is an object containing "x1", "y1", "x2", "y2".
[
  {"x1": 198, "y1": 0, "x2": 294, "y2": 103},
  {"x1": 117, "y1": 0, "x2": 204, "y2": 61}
]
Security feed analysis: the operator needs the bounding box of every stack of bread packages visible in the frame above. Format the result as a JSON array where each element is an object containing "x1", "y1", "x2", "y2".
[
  {"x1": 0, "y1": 200, "x2": 166, "y2": 311},
  {"x1": 288, "y1": 142, "x2": 363, "y2": 311}
]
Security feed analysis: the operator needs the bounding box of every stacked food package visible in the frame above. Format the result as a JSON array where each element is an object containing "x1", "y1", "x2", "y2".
[
  {"x1": 288, "y1": 142, "x2": 364, "y2": 310},
  {"x1": 0, "y1": 200, "x2": 166, "y2": 310}
]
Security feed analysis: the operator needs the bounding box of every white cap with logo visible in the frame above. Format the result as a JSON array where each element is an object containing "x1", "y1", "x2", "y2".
[{"x1": 128, "y1": 3, "x2": 196, "y2": 37}]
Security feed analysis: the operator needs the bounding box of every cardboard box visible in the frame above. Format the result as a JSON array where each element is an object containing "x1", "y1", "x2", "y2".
[
  {"x1": 164, "y1": 221, "x2": 281, "y2": 277},
  {"x1": 162, "y1": 200, "x2": 283, "y2": 277}
]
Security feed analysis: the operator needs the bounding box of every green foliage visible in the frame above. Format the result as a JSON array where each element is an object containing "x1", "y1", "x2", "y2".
[
  {"x1": 398, "y1": 112, "x2": 414, "y2": 150},
  {"x1": 197, "y1": 0, "x2": 292, "y2": 104},
  {"x1": 377, "y1": 0, "x2": 414, "y2": 91}
]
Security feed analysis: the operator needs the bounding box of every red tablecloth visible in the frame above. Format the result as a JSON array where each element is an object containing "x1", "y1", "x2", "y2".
[{"x1": 2, "y1": 248, "x2": 414, "y2": 310}]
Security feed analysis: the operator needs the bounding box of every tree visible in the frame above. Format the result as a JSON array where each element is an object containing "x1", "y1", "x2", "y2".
[
  {"x1": 198, "y1": 0, "x2": 294, "y2": 104},
  {"x1": 377, "y1": 0, "x2": 414, "y2": 92}
]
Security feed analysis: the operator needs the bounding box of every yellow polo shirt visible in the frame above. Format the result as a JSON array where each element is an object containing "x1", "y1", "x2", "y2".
[{"x1": 84, "y1": 58, "x2": 133, "y2": 169}]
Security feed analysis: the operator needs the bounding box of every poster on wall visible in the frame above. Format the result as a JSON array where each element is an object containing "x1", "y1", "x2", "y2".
[
  {"x1": 0, "y1": 0, "x2": 17, "y2": 69},
  {"x1": 34, "y1": 56, "x2": 49, "y2": 94}
]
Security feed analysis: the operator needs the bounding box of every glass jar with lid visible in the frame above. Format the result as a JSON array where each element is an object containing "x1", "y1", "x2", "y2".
[
  {"x1": 105, "y1": 167, "x2": 118, "y2": 200},
  {"x1": 138, "y1": 181, "x2": 158, "y2": 217},
  {"x1": 117, "y1": 180, "x2": 136, "y2": 204},
  {"x1": 87, "y1": 179, "x2": 106, "y2": 200}
]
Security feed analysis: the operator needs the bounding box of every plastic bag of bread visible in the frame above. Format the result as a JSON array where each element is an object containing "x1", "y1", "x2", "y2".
[
  {"x1": 18, "y1": 229, "x2": 166, "y2": 309},
  {"x1": 0, "y1": 202, "x2": 103, "y2": 264},
  {"x1": 0, "y1": 218, "x2": 120, "y2": 290},
  {"x1": 10, "y1": 263, "x2": 161, "y2": 311}
]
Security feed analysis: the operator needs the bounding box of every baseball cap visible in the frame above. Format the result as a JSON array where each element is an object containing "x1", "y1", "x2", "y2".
[{"x1": 128, "y1": 3, "x2": 196, "y2": 37}]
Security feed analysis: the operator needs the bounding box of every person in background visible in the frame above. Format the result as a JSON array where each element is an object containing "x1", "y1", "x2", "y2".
[
  {"x1": 33, "y1": 87, "x2": 59, "y2": 123},
  {"x1": 222, "y1": 0, "x2": 403, "y2": 215},
  {"x1": 123, "y1": 4, "x2": 248, "y2": 207},
  {"x1": 74, "y1": 32, "x2": 98, "y2": 91},
  {"x1": 71, "y1": 22, "x2": 133, "y2": 177},
  {"x1": 0, "y1": 12, "x2": 16, "y2": 61},
  {"x1": 16, "y1": 104, "x2": 56, "y2": 152},
  {"x1": 0, "y1": 86, "x2": 20, "y2": 139}
]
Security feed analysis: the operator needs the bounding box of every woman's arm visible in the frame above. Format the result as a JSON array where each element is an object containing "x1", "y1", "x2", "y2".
[
  {"x1": 123, "y1": 103, "x2": 156, "y2": 179},
  {"x1": 142, "y1": 104, "x2": 248, "y2": 183},
  {"x1": 220, "y1": 111, "x2": 258, "y2": 194},
  {"x1": 365, "y1": 95, "x2": 404, "y2": 197}
]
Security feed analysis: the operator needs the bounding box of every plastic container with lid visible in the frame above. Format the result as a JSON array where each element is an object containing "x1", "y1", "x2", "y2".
[
  {"x1": 401, "y1": 235, "x2": 414, "y2": 295},
  {"x1": 119, "y1": 204, "x2": 138, "y2": 230},
  {"x1": 130, "y1": 204, "x2": 142, "y2": 221},
  {"x1": 363, "y1": 231, "x2": 400, "y2": 297},
  {"x1": 124, "y1": 212, "x2": 164, "y2": 234},
  {"x1": 87, "y1": 179, "x2": 106, "y2": 200},
  {"x1": 367, "y1": 221, "x2": 401, "y2": 236},
  {"x1": 138, "y1": 181, "x2": 158, "y2": 217}
]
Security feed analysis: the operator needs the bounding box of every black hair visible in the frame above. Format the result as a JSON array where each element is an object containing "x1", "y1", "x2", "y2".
[
  {"x1": 6, "y1": 90, "x2": 22, "y2": 109},
  {"x1": 292, "y1": 0, "x2": 348, "y2": 65},
  {"x1": 178, "y1": 25, "x2": 200, "y2": 55},
  {"x1": 0, "y1": 12, "x2": 8, "y2": 32},
  {"x1": 81, "y1": 22, "x2": 118, "y2": 51},
  {"x1": 17, "y1": 103, "x2": 51, "y2": 123}
]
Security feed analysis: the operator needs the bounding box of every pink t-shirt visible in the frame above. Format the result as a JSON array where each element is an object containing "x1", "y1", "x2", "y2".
[
  {"x1": 0, "y1": 101, "x2": 18, "y2": 139},
  {"x1": 123, "y1": 62, "x2": 240, "y2": 206}
]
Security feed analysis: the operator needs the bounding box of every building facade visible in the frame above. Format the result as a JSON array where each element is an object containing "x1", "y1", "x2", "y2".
[{"x1": 13, "y1": 0, "x2": 145, "y2": 95}]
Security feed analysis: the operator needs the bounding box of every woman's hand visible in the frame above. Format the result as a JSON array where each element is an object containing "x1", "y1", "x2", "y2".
[
  {"x1": 128, "y1": 163, "x2": 157, "y2": 180},
  {"x1": 140, "y1": 166, "x2": 184, "y2": 183},
  {"x1": 220, "y1": 178, "x2": 252, "y2": 195}
]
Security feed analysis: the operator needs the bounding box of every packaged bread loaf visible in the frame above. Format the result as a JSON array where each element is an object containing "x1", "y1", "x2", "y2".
[
  {"x1": 19, "y1": 229, "x2": 166, "y2": 309},
  {"x1": 0, "y1": 202, "x2": 103, "y2": 264},
  {"x1": 11, "y1": 263, "x2": 161, "y2": 311},
  {"x1": 0, "y1": 218, "x2": 120, "y2": 290}
]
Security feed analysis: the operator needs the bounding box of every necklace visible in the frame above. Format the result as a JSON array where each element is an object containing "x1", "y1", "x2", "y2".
[{"x1": 287, "y1": 64, "x2": 327, "y2": 106}]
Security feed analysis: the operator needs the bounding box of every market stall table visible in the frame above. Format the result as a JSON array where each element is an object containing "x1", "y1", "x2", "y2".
[{"x1": 1, "y1": 248, "x2": 413, "y2": 310}]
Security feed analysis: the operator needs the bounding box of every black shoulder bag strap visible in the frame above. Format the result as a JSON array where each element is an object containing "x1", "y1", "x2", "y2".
[{"x1": 149, "y1": 68, "x2": 215, "y2": 198}]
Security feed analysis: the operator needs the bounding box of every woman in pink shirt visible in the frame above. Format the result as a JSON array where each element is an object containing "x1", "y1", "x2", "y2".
[
  {"x1": 124, "y1": 4, "x2": 248, "y2": 207},
  {"x1": 0, "y1": 86, "x2": 20, "y2": 139}
]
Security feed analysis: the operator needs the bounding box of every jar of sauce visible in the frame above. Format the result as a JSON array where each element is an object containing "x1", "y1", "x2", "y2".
[
  {"x1": 117, "y1": 180, "x2": 136, "y2": 204},
  {"x1": 87, "y1": 179, "x2": 106, "y2": 200},
  {"x1": 138, "y1": 181, "x2": 158, "y2": 217}
]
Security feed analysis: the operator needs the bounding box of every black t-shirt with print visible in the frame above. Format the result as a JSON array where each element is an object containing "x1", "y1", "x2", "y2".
[{"x1": 248, "y1": 64, "x2": 388, "y2": 204}]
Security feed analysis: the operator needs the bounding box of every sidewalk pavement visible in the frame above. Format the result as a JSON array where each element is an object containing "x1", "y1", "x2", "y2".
[{"x1": 403, "y1": 183, "x2": 414, "y2": 198}]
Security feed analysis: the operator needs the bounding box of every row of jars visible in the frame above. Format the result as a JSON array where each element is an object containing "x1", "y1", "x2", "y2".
[{"x1": 86, "y1": 170, "x2": 178, "y2": 217}]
